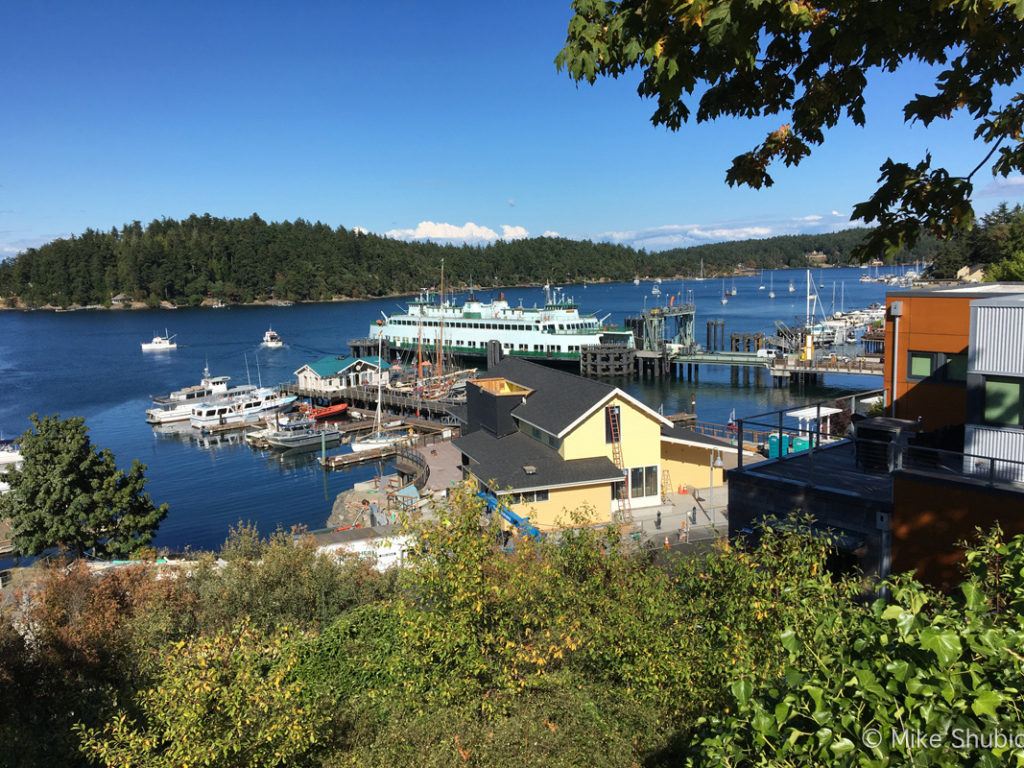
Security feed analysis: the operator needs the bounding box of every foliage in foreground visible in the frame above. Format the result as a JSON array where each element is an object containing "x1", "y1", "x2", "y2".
[
  {"x1": 0, "y1": 414, "x2": 168, "y2": 558},
  {"x1": 2, "y1": 491, "x2": 1024, "y2": 767}
]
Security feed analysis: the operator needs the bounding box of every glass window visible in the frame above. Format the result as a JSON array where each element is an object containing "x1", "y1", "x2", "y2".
[
  {"x1": 630, "y1": 467, "x2": 644, "y2": 498},
  {"x1": 908, "y1": 351, "x2": 934, "y2": 379},
  {"x1": 945, "y1": 353, "x2": 968, "y2": 382},
  {"x1": 984, "y1": 377, "x2": 1023, "y2": 426},
  {"x1": 645, "y1": 466, "x2": 658, "y2": 497},
  {"x1": 605, "y1": 406, "x2": 620, "y2": 443}
]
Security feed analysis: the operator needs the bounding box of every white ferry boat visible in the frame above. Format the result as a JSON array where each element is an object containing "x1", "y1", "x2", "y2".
[
  {"x1": 262, "y1": 328, "x2": 284, "y2": 348},
  {"x1": 141, "y1": 330, "x2": 177, "y2": 351},
  {"x1": 373, "y1": 286, "x2": 634, "y2": 362},
  {"x1": 189, "y1": 388, "x2": 297, "y2": 430}
]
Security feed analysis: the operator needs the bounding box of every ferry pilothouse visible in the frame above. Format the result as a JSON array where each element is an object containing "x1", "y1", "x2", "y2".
[{"x1": 372, "y1": 286, "x2": 635, "y2": 362}]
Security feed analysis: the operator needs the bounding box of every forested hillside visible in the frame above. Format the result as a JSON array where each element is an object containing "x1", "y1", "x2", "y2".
[{"x1": 0, "y1": 214, "x2": 933, "y2": 307}]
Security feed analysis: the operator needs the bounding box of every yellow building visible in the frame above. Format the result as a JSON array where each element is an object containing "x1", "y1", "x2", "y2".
[{"x1": 454, "y1": 358, "x2": 731, "y2": 532}]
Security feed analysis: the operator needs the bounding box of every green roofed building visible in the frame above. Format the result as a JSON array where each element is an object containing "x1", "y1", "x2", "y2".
[{"x1": 294, "y1": 355, "x2": 390, "y2": 394}]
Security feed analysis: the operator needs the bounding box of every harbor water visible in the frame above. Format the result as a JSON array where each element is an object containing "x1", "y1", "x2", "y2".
[{"x1": 0, "y1": 266, "x2": 895, "y2": 553}]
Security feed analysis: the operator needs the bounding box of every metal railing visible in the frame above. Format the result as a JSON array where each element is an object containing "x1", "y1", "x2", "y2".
[
  {"x1": 734, "y1": 388, "x2": 885, "y2": 471},
  {"x1": 395, "y1": 446, "x2": 430, "y2": 490}
]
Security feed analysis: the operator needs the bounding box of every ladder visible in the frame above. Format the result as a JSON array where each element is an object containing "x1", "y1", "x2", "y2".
[
  {"x1": 661, "y1": 468, "x2": 673, "y2": 504},
  {"x1": 607, "y1": 407, "x2": 632, "y2": 523}
]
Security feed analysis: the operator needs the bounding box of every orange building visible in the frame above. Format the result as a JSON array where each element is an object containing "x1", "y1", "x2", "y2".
[{"x1": 883, "y1": 285, "x2": 985, "y2": 431}]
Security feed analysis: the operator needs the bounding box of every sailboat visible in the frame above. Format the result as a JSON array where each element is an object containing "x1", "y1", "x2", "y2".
[
  {"x1": 694, "y1": 259, "x2": 706, "y2": 281},
  {"x1": 730, "y1": 278, "x2": 737, "y2": 296},
  {"x1": 720, "y1": 279, "x2": 729, "y2": 305},
  {"x1": 758, "y1": 270, "x2": 766, "y2": 290},
  {"x1": 633, "y1": 276, "x2": 640, "y2": 286},
  {"x1": 350, "y1": 334, "x2": 409, "y2": 453},
  {"x1": 788, "y1": 279, "x2": 796, "y2": 293},
  {"x1": 768, "y1": 273, "x2": 776, "y2": 299}
]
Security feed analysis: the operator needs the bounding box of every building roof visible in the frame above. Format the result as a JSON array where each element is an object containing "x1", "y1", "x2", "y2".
[
  {"x1": 485, "y1": 358, "x2": 671, "y2": 437},
  {"x1": 660, "y1": 424, "x2": 733, "y2": 449},
  {"x1": 297, "y1": 355, "x2": 389, "y2": 378},
  {"x1": 971, "y1": 293, "x2": 1024, "y2": 308},
  {"x1": 454, "y1": 429, "x2": 622, "y2": 493},
  {"x1": 486, "y1": 358, "x2": 614, "y2": 435},
  {"x1": 886, "y1": 283, "x2": 1024, "y2": 299}
]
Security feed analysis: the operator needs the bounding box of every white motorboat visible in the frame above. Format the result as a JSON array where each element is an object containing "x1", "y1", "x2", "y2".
[
  {"x1": 651, "y1": 284, "x2": 662, "y2": 296},
  {"x1": 262, "y1": 328, "x2": 284, "y2": 348},
  {"x1": 265, "y1": 420, "x2": 343, "y2": 450},
  {"x1": 0, "y1": 444, "x2": 24, "y2": 495},
  {"x1": 788, "y1": 279, "x2": 796, "y2": 293},
  {"x1": 147, "y1": 385, "x2": 256, "y2": 425},
  {"x1": 720, "y1": 279, "x2": 729, "y2": 305},
  {"x1": 189, "y1": 387, "x2": 297, "y2": 429},
  {"x1": 633, "y1": 276, "x2": 640, "y2": 286},
  {"x1": 152, "y1": 366, "x2": 231, "y2": 405},
  {"x1": 768, "y1": 273, "x2": 776, "y2": 299},
  {"x1": 141, "y1": 330, "x2": 177, "y2": 351}
]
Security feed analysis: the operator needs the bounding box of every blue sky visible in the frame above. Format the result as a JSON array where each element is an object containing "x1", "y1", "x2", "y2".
[{"x1": 2, "y1": 0, "x2": 1021, "y2": 256}]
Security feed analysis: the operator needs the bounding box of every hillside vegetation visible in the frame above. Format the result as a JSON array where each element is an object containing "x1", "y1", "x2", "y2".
[
  {"x1": 2, "y1": 490, "x2": 1022, "y2": 767},
  {"x1": 0, "y1": 214, "x2": 935, "y2": 308}
]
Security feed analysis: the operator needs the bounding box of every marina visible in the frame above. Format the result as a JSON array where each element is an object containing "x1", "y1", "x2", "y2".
[{"x1": 0, "y1": 267, "x2": 899, "y2": 555}]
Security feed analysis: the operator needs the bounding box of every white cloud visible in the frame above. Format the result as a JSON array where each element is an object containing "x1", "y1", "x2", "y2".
[
  {"x1": 500, "y1": 224, "x2": 529, "y2": 240},
  {"x1": 600, "y1": 223, "x2": 776, "y2": 250},
  {"x1": 352, "y1": 225, "x2": 369, "y2": 235},
  {"x1": 542, "y1": 230, "x2": 561, "y2": 238},
  {"x1": 979, "y1": 175, "x2": 1024, "y2": 197},
  {"x1": 794, "y1": 214, "x2": 823, "y2": 222},
  {"x1": 0, "y1": 234, "x2": 67, "y2": 258},
  {"x1": 383, "y1": 220, "x2": 529, "y2": 245},
  {"x1": 831, "y1": 210, "x2": 845, "y2": 217}
]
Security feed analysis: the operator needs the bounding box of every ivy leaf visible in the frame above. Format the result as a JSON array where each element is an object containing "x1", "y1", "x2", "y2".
[
  {"x1": 919, "y1": 628, "x2": 962, "y2": 667},
  {"x1": 972, "y1": 690, "x2": 1003, "y2": 718}
]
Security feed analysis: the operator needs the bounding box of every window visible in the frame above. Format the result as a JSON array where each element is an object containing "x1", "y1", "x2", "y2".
[
  {"x1": 984, "y1": 377, "x2": 1023, "y2": 426},
  {"x1": 908, "y1": 350, "x2": 969, "y2": 383},
  {"x1": 629, "y1": 465, "x2": 659, "y2": 498},
  {"x1": 514, "y1": 490, "x2": 549, "y2": 504},
  {"x1": 908, "y1": 351, "x2": 935, "y2": 379},
  {"x1": 945, "y1": 353, "x2": 968, "y2": 382},
  {"x1": 604, "y1": 406, "x2": 621, "y2": 443}
]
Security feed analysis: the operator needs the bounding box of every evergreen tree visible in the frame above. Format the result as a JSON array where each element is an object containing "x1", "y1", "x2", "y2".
[{"x1": 0, "y1": 415, "x2": 168, "y2": 558}]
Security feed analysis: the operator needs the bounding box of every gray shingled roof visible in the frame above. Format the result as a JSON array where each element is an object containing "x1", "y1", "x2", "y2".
[
  {"x1": 660, "y1": 423, "x2": 734, "y2": 448},
  {"x1": 454, "y1": 429, "x2": 622, "y2": 492},
  {"x1": 486, "y1": 358, "x2": 615, "y2": 436}
]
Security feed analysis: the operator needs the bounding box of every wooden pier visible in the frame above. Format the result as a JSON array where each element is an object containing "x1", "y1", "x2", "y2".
[{"x1": 319, "y1": 444, "x2": 401, "y2": 470}]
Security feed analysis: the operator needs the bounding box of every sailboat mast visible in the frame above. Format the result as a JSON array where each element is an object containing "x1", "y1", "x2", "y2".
[{"x1": 436, "y1": 258, "x2": 445, "y2": 374}]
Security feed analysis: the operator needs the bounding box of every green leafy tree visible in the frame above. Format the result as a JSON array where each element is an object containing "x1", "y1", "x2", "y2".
[
  {"x1": 557, "y1": 0, "x2": 1024, "y2": 256},
  {"x1": 686, "y1": 528, "x2": 1024, "y2": 766},
  {"x1": 75, "y1": 623, "x2": 332, "y2": 768},
  {"x1": 0, "y1": 414, "x2": 168, "y2": 558}
]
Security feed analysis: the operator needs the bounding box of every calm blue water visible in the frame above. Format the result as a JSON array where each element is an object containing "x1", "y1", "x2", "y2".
[{"x1": 0, "y1": 266, "x2": 897, "y2": 553}]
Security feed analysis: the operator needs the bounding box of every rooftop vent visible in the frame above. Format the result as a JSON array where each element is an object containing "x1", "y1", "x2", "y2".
[{"x1": 522, "y1": 465, "x2": 537, "y2": 475}]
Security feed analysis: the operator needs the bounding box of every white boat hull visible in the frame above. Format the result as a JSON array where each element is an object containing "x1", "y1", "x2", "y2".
[
  {"x1": 141, "y1": 342, "x2": 177, "y2": 351},
  {"x1": 350, "y1": 434, "x2": 407, "y2": 452}
]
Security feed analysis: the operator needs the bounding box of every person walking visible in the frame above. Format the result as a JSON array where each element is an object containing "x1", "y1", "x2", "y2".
[{"x1": 655, "y1": 510, "x2": 662, "y2": 530}]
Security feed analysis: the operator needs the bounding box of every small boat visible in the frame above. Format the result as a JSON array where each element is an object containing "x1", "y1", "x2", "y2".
[
  {"x1": 788, "y1": 280, "x2": 796, "y2": 293},
  {"x1": 211, "y1": 299, "x2": 227, "y2": 309},
  {"x1": 308, "y1": 402, "x2": 349, "y2": 421},
  {"x1": 262, "y1": 328, "x2": 284, "y2": 348},
  {"x1": 264, "y1": 420, "x2": 343, "y2": 450},
  {"x1": 633, "y1": 276, "x2": 640, "y2": 286},
  {"x1": 694, "y1": 259, "x2": 706, "y2": 281},
  {"x1": 651, "y1": 284, "x2": 662, "y2": 296},
  {"x1": 730, "y1": 279, "x2": 737, "y2": 296},
  {"x1": 769, "y1": 273, "x2": 776, "y2": 299},
  {"x1": 141, "y1": 330, "x2": 177, "y2": 352},
  {"x1": 758, "y1": 270, "x2": 766, "y2": 290},
  {"x1": 720, "y1": 279, "x2": 729, "y2": 305},
  {"x1": 351, "y1": 333, "x2": 413, "y2": 453}
]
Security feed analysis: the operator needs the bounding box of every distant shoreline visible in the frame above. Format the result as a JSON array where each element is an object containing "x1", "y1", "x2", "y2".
[{"x1": 0, "y1": 268, "x2": 863, "y2": 312}]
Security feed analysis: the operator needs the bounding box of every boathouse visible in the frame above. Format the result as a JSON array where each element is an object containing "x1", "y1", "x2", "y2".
[{"x1": 294, "y1": 355, "x2": 390, "y2": 394}]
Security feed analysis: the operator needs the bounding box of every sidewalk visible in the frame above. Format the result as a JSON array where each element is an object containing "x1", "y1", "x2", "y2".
[{"x1": 628, "y1": 485, "x2": 728, "y2": 546}]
